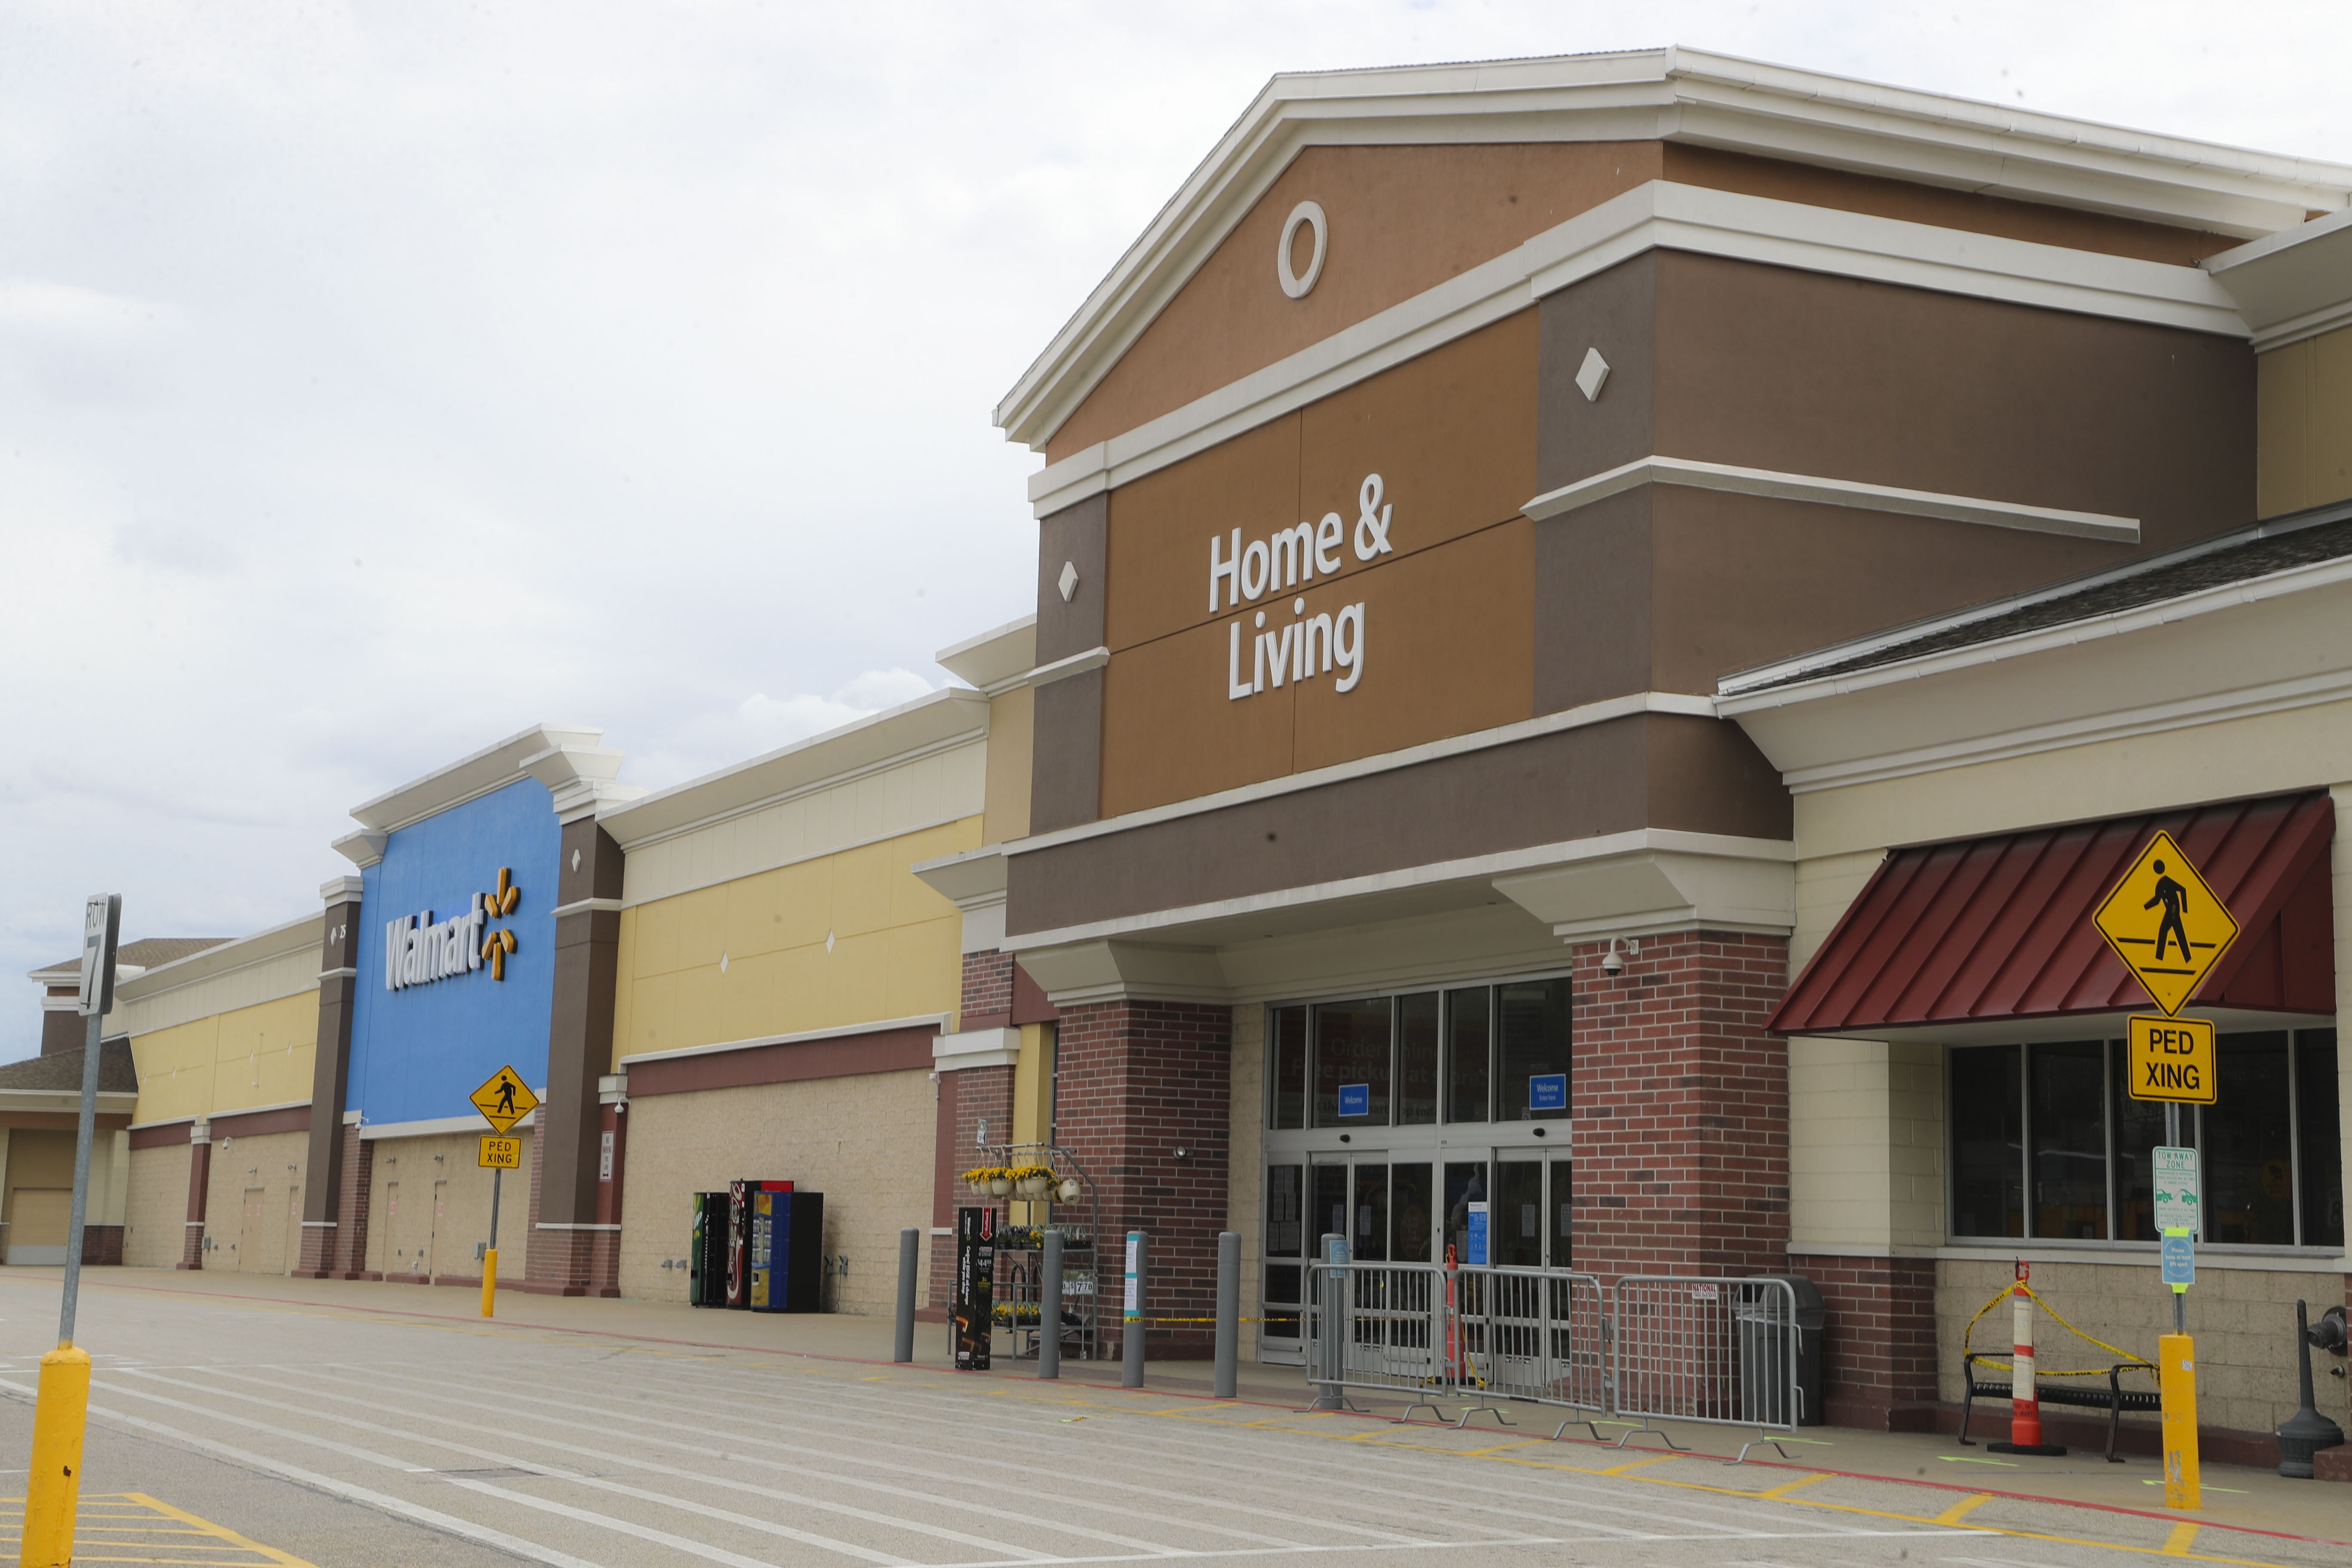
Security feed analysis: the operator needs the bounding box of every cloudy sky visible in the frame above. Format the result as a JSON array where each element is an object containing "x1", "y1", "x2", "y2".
[{"x1": 4, "y1": 1, "x2": 2349, "y2": 1056}]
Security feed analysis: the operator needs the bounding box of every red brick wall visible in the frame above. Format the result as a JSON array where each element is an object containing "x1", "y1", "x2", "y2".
[
  {"x1": 962, "y1": 951, "x2": 1016, "y2": 1028},
  {"x1": 1052, "y1": 999, "x2": 1232, "y2": 1360},
  {"x1": 181, "y1": 1139, "x2": 212, "y2": 1269},
  {"x1": 928, "y1": 1063, "x2": 1014, "y2": 1313},
  {"x1": 1568, "y1": 931, "x2": 1789, "y2": 1279},
  {"x1": 303, "y1": 1131, "x2": 373, "y2": 1278},
  {"x1": 1788, "y1": 1251, "x2": 1939, "y2": 1429}
]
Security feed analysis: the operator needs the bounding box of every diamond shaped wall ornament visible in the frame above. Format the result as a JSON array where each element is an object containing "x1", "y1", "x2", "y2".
[
  {"x1": 1057, "y1": 560, "x2": 1079, "y2": 602},
  {"x1": 826, "y1": 929, "x2": 836, "y2": 953},
  {"x1": 1575, "y1": 347, "x2": 1611, "y2": 402},
  {"x1": 719, "y1": 952, "x2": 729, "y2": 974}
]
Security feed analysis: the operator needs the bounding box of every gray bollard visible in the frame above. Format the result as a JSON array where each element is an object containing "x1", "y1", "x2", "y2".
[
  {"x1": 894, "y1": 1227, "x2": 918, "y2": 1363},
  {"x1": 1213, "y1": 1230, "x2": 1240, "y2": 1399},
  {"x1": 1311, "y1": 1232, "x2": 1348, "y2": 1409},
  {"x1": 1122, "y1": 1230, "x2": 1148, "y2": 1389},
  {"x1": 1039, "y1": 1229, "x2": 1064, "y2": 1380}
]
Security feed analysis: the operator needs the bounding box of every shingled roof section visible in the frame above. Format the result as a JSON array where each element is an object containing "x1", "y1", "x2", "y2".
[
  {"x1": 1722, "y1": 497, "x2": 2352, "y2": 695},
  {"x1": 28, "y1": 937, "x2": 233, "y2": 983},
  {"x1": 0, "y1": 1038, "x2": 138, "y2": 1094}
]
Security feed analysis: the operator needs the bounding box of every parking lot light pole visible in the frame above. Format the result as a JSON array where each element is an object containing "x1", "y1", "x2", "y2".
[{"x1": 23, "y1": 894, "x2": 119, "y2": 1568}]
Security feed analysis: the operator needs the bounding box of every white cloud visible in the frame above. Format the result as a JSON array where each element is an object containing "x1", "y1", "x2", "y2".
[{"x1": 1, "y1": 1, "x2": 2347, "y2": 1051}]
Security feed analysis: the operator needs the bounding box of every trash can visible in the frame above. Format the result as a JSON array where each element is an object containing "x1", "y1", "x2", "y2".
[{"x1": 1737, "y1": 1275, "x2": 1826, "y2": 1427}]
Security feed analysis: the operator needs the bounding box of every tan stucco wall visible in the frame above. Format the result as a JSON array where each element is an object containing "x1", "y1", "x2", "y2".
[
  {"x1": 619, "y1": 1069, "x2": 934, "y2": 1313},
  {"x1": 1937, "y1": 1256, "x2": 2342, "y2": 1436},
  {"x1": 2257, "y1": 322, "x2": 2352, "y2": 518},
  {"x1": 612, "y1": 818, "x2": 977, "y2": 1066},
  {"x1": 202, "y1": 1129, "x2": 308, "y2": 1275},
  {"x1": 1788, "y1": 1038, "x2": 1943, "y2": 1253},
  {"x1": 985, "y1": 686, "x2": 1033, "y2": 845},
  {"x1": 125, "y1": 1142, "x2": 191, "y2": 1268},
  {"x1": 364, "y1": 1130, "x2": 531, "y2": 1282},
  {"x1": 132, "y1": 989, "x2": 317, "y2": 1127},
  {"x1": 1228, "y1": 1002, "x2": 1267, "y2": 1361}
]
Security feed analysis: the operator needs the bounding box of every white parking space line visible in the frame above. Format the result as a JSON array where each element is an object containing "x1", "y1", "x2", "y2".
[
  {"x1": 535, "y1": 1360, "x2": 1533, "y2": 1545},
  {"x1": 312, "y1": 1363, "x2": 1251, "y2": 1561},
  {"x1": 0, "y1": 1376, "x2": 613, "y2": 1568},
  {"x1": 447, "y1": 1476, "x2": 873, "y2": 1568},
  {"x1": 348, "y1": 1361, "x2": 1360, "y2": 1552},
  {"x1": 129, "y1": 1365, "x2": 1019, "y2": 1564}
]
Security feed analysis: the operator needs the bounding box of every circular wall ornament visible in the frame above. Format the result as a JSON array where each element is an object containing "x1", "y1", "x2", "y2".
[{"x1": 1276, "y1": 200, "x2": 1327, "y2": 299}]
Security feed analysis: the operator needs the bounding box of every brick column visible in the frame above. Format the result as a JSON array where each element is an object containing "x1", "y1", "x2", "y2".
[
  {"x1": 1050, "y1": 999, "x2": 1232, "y2": 1360},
  {"x1": 297, "y1": 876, "x2": 365, "y2": 1277},
  {"x1": 1568, "y1": 930, "x2": 1789, "y2": 1278},
  {"x1": 525, "y1": 814, "x2": 624, "y2": 1297},
  {"x1": 327, "y1": 1130, "x2": 376, "y2": 1278},
  {"x1": 178, "y1": 1129, "x2": 211, "y2": 1269},
  {"x1": 928, "y1": 1063, "x2": 1014, "y2": 1316}
]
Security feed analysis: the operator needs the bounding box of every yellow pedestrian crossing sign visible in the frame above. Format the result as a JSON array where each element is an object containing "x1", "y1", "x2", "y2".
[
  {"x1": 471, "y1": 1065, "x2": 539, "y2": 1133},
  {"x1": 2092, "y1": 832, "x2": 2239, "y2": 1017}
]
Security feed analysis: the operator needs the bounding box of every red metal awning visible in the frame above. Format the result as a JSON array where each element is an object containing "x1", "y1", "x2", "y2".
[{"x1": 1771, "y1": 792, "x2": 2335, "y2": 1035}]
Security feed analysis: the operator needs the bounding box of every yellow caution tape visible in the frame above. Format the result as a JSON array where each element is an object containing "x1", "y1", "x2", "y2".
[{"x1": 1960, "y1": 1279, "x2": 2154, "y2": 1378}]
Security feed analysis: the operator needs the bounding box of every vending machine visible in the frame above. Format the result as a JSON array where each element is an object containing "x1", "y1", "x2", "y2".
[
  {"x1": 690, "y1": 1191, "x2": 729, "y2": 1307},
  {"x1": 729, "y1": 1179, "x2": 792, "y2": 1310},
  {"x1": 784, "y1": 1191, "x2": 825, "y2": 1313}
]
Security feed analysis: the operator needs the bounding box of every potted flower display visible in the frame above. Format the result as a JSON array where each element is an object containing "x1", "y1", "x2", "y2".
[
  {"x1": 1010, "y1": 1164, "x2": 1056, "y2": 1198},
  {"x1": 961, "y1": 1165, "x2": 1013, "y2": 1197}
]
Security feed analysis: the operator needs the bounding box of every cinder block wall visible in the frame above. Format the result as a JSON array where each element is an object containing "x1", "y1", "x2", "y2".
[
  {"x1": 619, "y1": 1068, "x2": 934, "y2": 1314},
  {"x1": 1937, "y1": 1257, "x2": 2351, "y2": 1439},
  {"x1": 124, "y1": 1142, "x2": 191, "y2": 1269}
]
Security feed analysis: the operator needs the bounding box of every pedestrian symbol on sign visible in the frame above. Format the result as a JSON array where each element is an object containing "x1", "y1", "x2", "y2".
[
  {"x1": 470, "y1": 1065, "x2": 540, "y2": 1133},
  {"x1": 2092, "y1": 832, "x2": 2239, "y2": 1017}
]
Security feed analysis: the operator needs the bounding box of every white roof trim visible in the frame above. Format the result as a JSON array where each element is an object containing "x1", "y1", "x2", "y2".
[
  {"x1": 346, "y1": 723, "x2": 603, "y2": 835},
  {"x1": 998, "y1": 46, "x2": 2351, "y2": 452},
  {"x1": 110, "y1": 913, "x2": 322, "y2": 1005}
]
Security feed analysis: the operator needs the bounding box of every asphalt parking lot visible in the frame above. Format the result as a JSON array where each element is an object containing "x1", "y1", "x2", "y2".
[{"x1": 0, "y1": 1269, "x2": 2340, "y2": 1568}]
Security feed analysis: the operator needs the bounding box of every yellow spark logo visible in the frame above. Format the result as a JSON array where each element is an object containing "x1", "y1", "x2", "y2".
[{"x1": 479, "y1": 867, "x2": 520, "y2": 980}]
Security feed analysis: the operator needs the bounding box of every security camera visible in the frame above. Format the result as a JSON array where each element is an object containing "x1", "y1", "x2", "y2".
[{"x1": 1601, "y1": 936, "x2": 1639, "y2": 976}]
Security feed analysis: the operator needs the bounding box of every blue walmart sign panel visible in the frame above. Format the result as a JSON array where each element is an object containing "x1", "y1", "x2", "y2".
[{"x1": 347, "y1": 778, "x2": 560, "y2": 1127}]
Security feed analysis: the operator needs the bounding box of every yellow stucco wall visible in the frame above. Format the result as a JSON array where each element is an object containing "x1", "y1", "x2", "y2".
[
  {"x1": 125, "y1": 1143, "x2": 191, "y2": 1268},
  {"x1": 2257, "y1": 322, "x2": 2352, "y2": 518},
  {"x1": 131, "y1": 990, "x2": 317, "y2": 1127},
  {"x1": 984, "y1": 686, "x2": 1033, "y2": 844},
  {"x1": 612, "y1": 817, "x2": 980, "y2": 1064}
]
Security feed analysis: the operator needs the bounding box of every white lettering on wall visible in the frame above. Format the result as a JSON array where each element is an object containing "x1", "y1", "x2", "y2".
[
  {"x1": 383, "y1": 894, "x2": 488, "y2": 992},
  {"x1": 1217, "y1": 473, "x2": 1387, "y2": 701}
]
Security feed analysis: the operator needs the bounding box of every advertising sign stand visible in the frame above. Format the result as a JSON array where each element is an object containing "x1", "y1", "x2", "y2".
[{"x1": 22, "y1": 893, "x2": 119, "y2": 1568}]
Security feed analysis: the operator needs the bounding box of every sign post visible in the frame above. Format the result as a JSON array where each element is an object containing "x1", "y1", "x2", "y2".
[
  {"x1": 469, "y1": 1067, "x2": 539, "y2": 1319},
  {"x1": 22, "y1": 893, "x2": 120, "y2": 1568},
  {"x1": 2094, "y1": 832, "x2": 2235, "y2": 1511}
]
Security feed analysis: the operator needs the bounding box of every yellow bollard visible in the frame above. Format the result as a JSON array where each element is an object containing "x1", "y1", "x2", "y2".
[
  {"x1": 480, "y1": 1247, "x2": 497, "y2": 1319},
  {"x1": 2159, "y1": 1331, "x2": 2200, "y2": 1510},
  {"x1": 21, "y1": 1342, "x2": 92, "y2": 1568}
]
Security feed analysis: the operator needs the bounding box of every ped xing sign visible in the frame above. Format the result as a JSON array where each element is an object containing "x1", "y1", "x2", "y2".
[
  {"x1": 2128, "y1": 1016, "x2": 2217, "y2": 1104},
  {"x1": 470, "y1": 1065, "x2": 539, "y2": 1134},
  {"x1": 478, "y1": 1135, "x2": 521, "y2": 1170},
  {"x1": 2092, "y1": 831, "x2": 2239, "y2": 1017}
]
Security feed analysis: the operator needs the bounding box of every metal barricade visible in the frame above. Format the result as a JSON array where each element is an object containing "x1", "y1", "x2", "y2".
[
  {"x1": 1302, "y1": 1259, "x2": 1449, "y2": 1418},
  {"x1": 1449, "y1": 1265, "x2": 1607, "y2": 1434},
  {"x1": 1611, "y1": 1275, "x2": 1803, "y2": 1461}
]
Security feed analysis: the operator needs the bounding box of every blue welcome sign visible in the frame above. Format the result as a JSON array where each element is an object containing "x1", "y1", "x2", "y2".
[
  {"x1": 1529, "y1": 1073, "x2": 1567, "y2": 1112},
  {"x1": 1337, "y1": 1082, "x2": 1370, "y2": 1118}
]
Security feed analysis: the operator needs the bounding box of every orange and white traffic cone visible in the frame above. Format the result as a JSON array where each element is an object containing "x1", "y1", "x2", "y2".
[{"x1": 1989, "y1": 1262, "x2": 2067, "y2": 1456}]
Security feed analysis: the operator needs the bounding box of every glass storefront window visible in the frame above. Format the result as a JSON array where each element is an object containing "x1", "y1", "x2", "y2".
[
  {"x1": 2297, "y1": 1030, "x2": 2343, "y2": 1247},
  {"x1": 1353, "y1": 1164, "x2": 1390, "y2": 1262},
  {"x1": 1270, "y1": 1005, "x2": 1307, "y2": 1130},
  {"x1": 1443, "y1": 1160, "x2": 1486, "y2": 1265},
  {"x1": 1311, "y1": 997, "x2": 1390, "y2": 1128},
  {"x1": 1392, "y1": 1162, "x2": 1435, "y2": 1264},
  {"x1": 1954, "y1": 1029, "x2": 2338, "y2": 1248},
  {"x1": 1548, "y1": 1158, "x2": 1574, "y2": 1268},
  {"x1": 2205, "y1": 1032, "x2": 2292, "y2": 1245},
  {"x1": 1495, "y1": 978, "x2": 1572, "y2": 1121},
  {"x1": 2111, "y1": 1047, "x2": 2191, "y2": 1242},
  {"x1": 1312, "y1": 1163, "x2": 1348, "y2": 1252},
  {"x1": 1445, "y1": 986, "x2": 1490, "y2": 1123},
  {"x1": 1265, "y1": 1164, "x2": 1302, "y2": 1257},
  {"x1": 1396, "y1": 992, "x2": 1439, "y2": 1125},
  {"x1": 2029, "y1": 1041, "x2": 2106, "y2": 1240},
  {"x1": 1494, "y1": 1161, "x2": 1544, "y2": 1267},
  {"x1": 1950, "y1": 1044, "x2": 2023, "y2": 1238}
]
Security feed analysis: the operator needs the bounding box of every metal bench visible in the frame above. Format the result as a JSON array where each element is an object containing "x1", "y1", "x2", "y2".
[{"x1": 1959, "y1": 1351, "x2": 2160, "y2": 1463}]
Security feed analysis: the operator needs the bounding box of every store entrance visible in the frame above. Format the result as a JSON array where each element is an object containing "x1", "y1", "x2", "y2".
[{"x1": 1259, "y1": 1139, "x2": 1568, "y2": 1364}]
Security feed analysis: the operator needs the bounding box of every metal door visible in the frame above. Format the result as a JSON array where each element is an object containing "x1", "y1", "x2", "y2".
[
  {"x1": 429, "y1": 1181, "x2": 449, "y2": 1279},
  {"x1": 238, "y1": 1188, "x2": 266, "y2": 1272}
]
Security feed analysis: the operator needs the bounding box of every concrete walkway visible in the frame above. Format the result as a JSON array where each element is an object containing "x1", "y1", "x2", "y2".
[{"x1": 19, "y1": 1265, "x2": 2347, "y2": 1552}]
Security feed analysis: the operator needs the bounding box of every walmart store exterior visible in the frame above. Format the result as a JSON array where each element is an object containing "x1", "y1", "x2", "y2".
[{"x1": 15, "y1": 48, "x2": 2352, "y2": 1470}]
